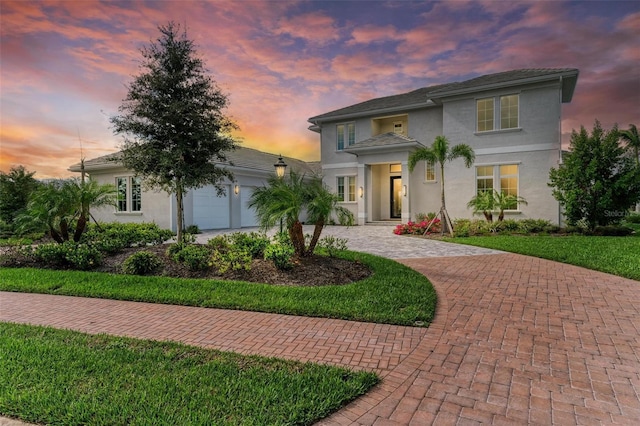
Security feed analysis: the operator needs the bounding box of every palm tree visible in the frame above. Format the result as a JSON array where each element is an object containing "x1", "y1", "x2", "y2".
[
  {"x1": 305, "y1": 178, "x2": 354, "y2": 255},
  {"x1": 620, "y1": 124, "x2": 640, "y2": 213},
  {"x1": 249, "y1": 171, "x2": 353, "y2": 257},
  {"x1": 18, "y1": 178, "x2": 115, "y2": 243},
  {"x1": 620, "y1": 124, "x2": 640, "y2": 166},
  {"x1": 408, "y1": 135, "x2": 475, "y2": 235},
  {"x1": 493, "y1": 191, "x2": 528, "y2": 221}
]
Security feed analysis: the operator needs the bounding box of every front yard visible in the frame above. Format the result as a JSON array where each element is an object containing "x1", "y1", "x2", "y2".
[{"x1": 448, "y1": 235, "x2": 640, "y2": 281}]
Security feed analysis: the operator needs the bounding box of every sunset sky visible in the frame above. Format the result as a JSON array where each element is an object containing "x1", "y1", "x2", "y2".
[{"x1": 1, "y1": 0, "x2": 639, "y2": 179}]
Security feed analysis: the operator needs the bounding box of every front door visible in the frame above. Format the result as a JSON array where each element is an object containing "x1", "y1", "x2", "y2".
[{"x1": 390, "y1": 177, "x2": 402, "y2": 219}]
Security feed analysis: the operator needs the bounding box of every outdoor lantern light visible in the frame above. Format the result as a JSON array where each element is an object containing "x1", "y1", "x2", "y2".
[
  {"x1": 234, "y1": 184, "x2": 240, "y2": 195},
  {"x1": 274, "y1": 155, "x2": 287, "y2": 178},
  {"x1": 359, "y1": 186, "x2": 364, "y2": 198},
  {"x1": 403, "y1": 185, "x2": 407, "y2": 197}
]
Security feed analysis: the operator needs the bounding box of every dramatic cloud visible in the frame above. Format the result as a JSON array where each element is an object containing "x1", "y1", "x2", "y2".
[{"x1": 1, "y1": 0, "x2": 638, "y2": 178}]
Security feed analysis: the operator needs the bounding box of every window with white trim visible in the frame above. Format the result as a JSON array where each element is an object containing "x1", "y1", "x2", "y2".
[
  {"x1": 337, "y1": 123, "x2": 355, "y2": 150},
  {"x1": 337, "y1": 176, "x2": 356, "y2": 202},
  {"x1": 475, "y1": 164, "x2": 520, "y2": 210},
  {"x1": 425, "y1": 161, "x2": 436, "y2": 182},
  {"x1": 477, "y1": 94, "x2": 519, "y2": 131},
  {"x1": 116, "y1": 176, "x2": 142, "y2": 212}
]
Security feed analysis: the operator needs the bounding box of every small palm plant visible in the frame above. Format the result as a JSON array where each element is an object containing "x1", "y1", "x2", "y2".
[
  {"x1": 467, "y1": 190, "x2": 527, "y2": 222},
  {"x1": 17, "y1": 178, "x2": 116, "y2": 243},
  {"x1": 408, "y1": 135, "x2": 475, "y2": 235},
  {"x1": 467, "y1": 190, "x2": 495, "y2": 222},
  {"x1": 249, "y1": 171, "x2": 353, "y2": 257}
]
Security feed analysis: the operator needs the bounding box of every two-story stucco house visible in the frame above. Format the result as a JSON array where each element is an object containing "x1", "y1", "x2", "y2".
[{"x1": 307, "y1": 68, "x2": 579, "y2": 226}]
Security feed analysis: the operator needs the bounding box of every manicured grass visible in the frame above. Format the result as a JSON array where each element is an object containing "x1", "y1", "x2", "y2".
[
  {"x1": 449, "y1": 235, "x2": 640, "y2": 281},
  {"x1": 0, "y1": 251, "x2": 437, "y2": 326},
  {"x1": 0, "y1": 322, "x2": 378, "y2": 425}
]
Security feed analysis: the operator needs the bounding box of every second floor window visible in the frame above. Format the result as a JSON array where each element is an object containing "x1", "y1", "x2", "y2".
[
  {"x1": 477, "y1": 94, "x2": 519, "y2": 131},
  {"x1": 337, "y1": 123, "x2": 355, "y2": 150}
]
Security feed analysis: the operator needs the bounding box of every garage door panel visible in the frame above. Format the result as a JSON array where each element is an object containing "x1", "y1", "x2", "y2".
[{"x1": 193, "y1": 186, "x2": 230, "y2": 229}]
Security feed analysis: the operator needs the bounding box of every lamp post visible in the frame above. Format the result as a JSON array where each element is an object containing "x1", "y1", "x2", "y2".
[{"x1": 274, "y1": 155, "x2": 287, "y2": 232}]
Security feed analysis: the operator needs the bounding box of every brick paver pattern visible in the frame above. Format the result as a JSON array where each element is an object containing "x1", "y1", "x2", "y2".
[{"x1": 2, "y1": 253, "x2": 639, "y2": 425}]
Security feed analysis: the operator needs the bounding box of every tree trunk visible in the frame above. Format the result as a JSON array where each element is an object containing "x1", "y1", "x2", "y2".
[
  {"x1": 439, "y1": 163, "x2": 452, "y2": 235},
  {"x1": 49, "y1": 227, "x2": 64, "y2": 244},
  {"x1": 289, "y1": 220, "x2": 306, "y2": 257},
  {"x1": 176, "y1": 186, "x2": 184, "y2": 243},
  {"x1": 73, "y1": 215, "x2": 87, "y2": 242},
  {"x1": 307, "y1": 219, "x2": 325, "y2": 256},
  {"x1": 498, "y1": 209, "x2": 505, "y2": 222},
  {"x1": 60, "y1": 219, "x2": 69, "y2": 241},
  {"x1": 483, "y1": 211, "x2": 493, "y2": 223}
]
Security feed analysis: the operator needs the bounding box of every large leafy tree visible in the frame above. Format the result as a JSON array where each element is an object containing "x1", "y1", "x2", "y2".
[
  {"x1": 408, "y1": 135, "x2": 475, "y2": 235},
  {"x1": 249, "y1": 171, "x2": 353, "y2": 257},
  {"x1": 0, "y1": 166, "x2": 40, "y2": 227},
  {"x1": 17, "y1": 178, "x2": 115, "y2": 243},
  {"x1": 549, "y1": 121, "x2": 640, "y2": 229},
  {"x1": 110, "y1": 22, "x2": 237, "y2": 243}
]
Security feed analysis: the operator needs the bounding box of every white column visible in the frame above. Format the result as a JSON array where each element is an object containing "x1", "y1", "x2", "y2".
[
  {"x1": 357, "y1": 164, "x2": 367, "y2": 226},
  {"x1": 401, "y1": 160, "x2": 411, "y2": 222}
]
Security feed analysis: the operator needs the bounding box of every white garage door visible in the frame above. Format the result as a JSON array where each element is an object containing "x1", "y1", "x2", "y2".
[
  {"x1": 241, "y1": 186, "x2": 258, "y2": 227},
  {"x1": 192, "y1": 185, "x2": 230, "y2": 229}
]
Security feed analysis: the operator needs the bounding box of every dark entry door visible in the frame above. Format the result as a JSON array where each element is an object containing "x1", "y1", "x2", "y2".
[{"x1": 390, "y1": 177, "x2": 402, "y2": 218}]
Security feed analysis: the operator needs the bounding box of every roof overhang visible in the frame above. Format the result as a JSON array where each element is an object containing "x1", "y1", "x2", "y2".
[
  {"x1": 344, "y1": 140, "x2": 425, "y2": 155},
  {"x1": 308, "y1": 101, "x2": 436, "y2": 126},
  {"x1": 430, "y1": 69, "x2": 579, "y2": 103}
]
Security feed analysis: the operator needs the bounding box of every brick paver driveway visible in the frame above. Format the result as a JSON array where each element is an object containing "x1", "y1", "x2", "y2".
[{"x1": 1, "y1": 229, "x2": 639, "y2": 425}]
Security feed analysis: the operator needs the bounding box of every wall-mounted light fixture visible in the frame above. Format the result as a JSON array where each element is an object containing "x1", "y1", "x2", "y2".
[
  {"x1": 359, "y1": 186, "x2": 364, "y2": 198},
  {"x1": 234, "y1": 184, "x2": 240, "y2": 195},
  {"x1": 403, "y1": 185, "x2": 407, "y2": 197}
]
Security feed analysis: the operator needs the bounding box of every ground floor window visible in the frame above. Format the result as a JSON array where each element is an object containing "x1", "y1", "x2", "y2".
[
  {"x1": 476, "y1": 164, "x2": 520, "y2": 210},
  {"x1": 337, "y1": 176, "x2": 356, "y2": 202},
  {"x1": 425, "y1": 161, "x2": 436, "y2": 182},
  {"x1": 116, "y1": 176, "x2": 142, "y2": 212}
]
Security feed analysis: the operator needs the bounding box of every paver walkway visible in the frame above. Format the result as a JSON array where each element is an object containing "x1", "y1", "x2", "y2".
[{"x1": 1, "y1": 227, "x2": 639, "y2": 425}]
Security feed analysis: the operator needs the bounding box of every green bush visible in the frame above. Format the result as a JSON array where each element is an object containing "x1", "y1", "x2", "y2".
[
  {"x1": 82, "y1": 223, "x2": 173, "y2": 249},
  {"x1": 34, "y1": 242, "x2": 102, "y2": 270},
  {"x1": 452, "y1": 218, "x2": 560, "y2": 237},
  {"x1": 184, "y1": 224, "x2": 200, "y2": 234},
  {"x1": 122, "y1": 251, "x2": 163, "y2": 275},
  {"x1": 317, "y1": 235, "x2": 349, "y2": 257},
  {"x1": 264, "y1": 244, "x2": 294, "y2": 270},
  {"x1": 228, "y1": 232, "x2": 270, "y2": 259},
  {"x1": 170, "y1": 244, "x2": 211, "y2": 271},
  {"x1": 415, "y1": 212, "x2": 436, "y2": 223},
  {"x1": 210, "y1": 247, "x2": 252, "y2": 274},
  {"x1": 626, "y1": 213, "x2": 640, "y2": 224},
  {"x1": 206, "y1": 235, "x2": 231, "y2": 252}
]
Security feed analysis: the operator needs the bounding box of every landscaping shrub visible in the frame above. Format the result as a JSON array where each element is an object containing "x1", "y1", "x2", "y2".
[
  {"x1": 170, "y1": 244, "x2": 211, "y2": 271},
  {"x1": 82, "y1": 222, "x2": 173, "y2": 249},
  {"x1": 228, "y1": 231, "x2": 270, "y2": 258},
  {"x1": 449, "y1": 218, "x2": 560, "y2": 237},
  {"x1": 264, "y1": 243, "x2": 294, "y2": 270},
  {"x1": 184, "y1": 224, "x2": 200, "y2": 234},
  {"x1": 393, "y1": 218, "x2": 441, "y2": 235},
  {"x1": 626, "y1": 213, "x2": 640, "y2": 224},
  {"x1": 34, "y1": 241, "x2": 102, "y2": 270},
  {"x1": 317, "y1": 235, "x2": 349, "y2": 257},
  {"x1": 414, "y1": 212, "x2": 436, "y2": 223},
  {"x1": 206, "y1": 235, "x2": 231, "y2": 252},
  {"x1": 210, "y1": 246, "x2": 252, "y2": 273},
  {"x1": 122, "y1": 251, "x2": 163, "y2": 275}
]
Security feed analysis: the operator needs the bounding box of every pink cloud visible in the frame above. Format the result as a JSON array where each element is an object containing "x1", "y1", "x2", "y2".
[{"x1": 275, "y1": 11, "x2": 341, "y2": 46}]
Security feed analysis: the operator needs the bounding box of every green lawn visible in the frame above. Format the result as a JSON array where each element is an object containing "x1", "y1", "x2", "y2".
[
  {"x1": 449, "y1": 235, "x2": 640, "y2": 281},
  {"x1": 0, "y1": 251, "x2": 437, "y2": 327},
  {"x1": 0, "y1": 322, "x2": 378, "y2": 425}
]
